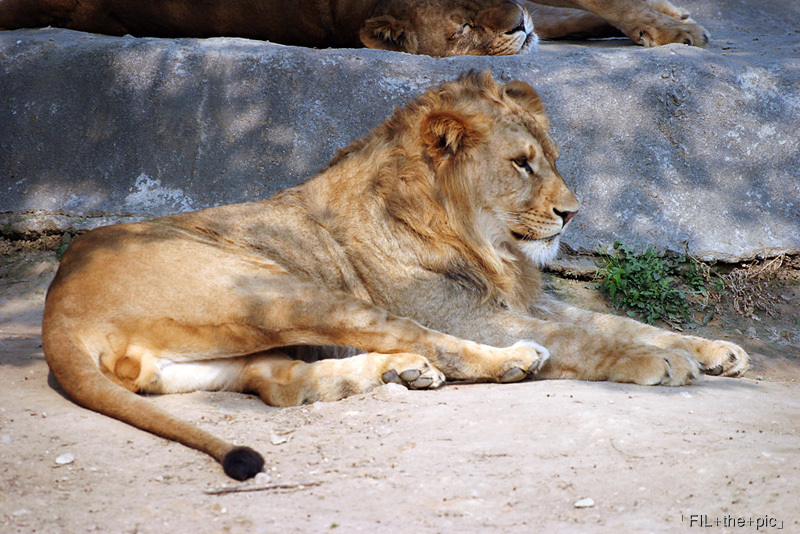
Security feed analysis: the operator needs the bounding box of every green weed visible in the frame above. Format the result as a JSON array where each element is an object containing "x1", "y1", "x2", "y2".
[
  {"x1": 595, "y1": 241, "x2": 719, "y2": 327},
  {"x1": 56, "y1": 243, "x2": 70, "y2": 260}
]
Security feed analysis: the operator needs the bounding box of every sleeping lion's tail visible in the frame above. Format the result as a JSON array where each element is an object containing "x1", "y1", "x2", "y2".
[{"x1": 41, "y1": 317, "x2": 264, "y2": 481}]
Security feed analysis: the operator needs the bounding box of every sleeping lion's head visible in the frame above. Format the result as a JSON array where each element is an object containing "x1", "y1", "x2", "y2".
[{"x1": 361, "y1": 0, "x2": 536, "y2": 56}]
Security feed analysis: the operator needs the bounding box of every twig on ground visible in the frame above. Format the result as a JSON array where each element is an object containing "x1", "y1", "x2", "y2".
[{"x1": 204, "y1": 480, "x2": 322, "y2": 495}]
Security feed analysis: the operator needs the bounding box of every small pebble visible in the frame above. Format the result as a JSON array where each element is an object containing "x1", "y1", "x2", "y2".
[
  {"x1": 372, "y1": 382, "x2": 409, "y2": 401},
  {"x1": 270, "y1": 434, "x2": 289, "y2": 445},
  {"x1": 254, "y1": 472, "x2": 271, "y2": 484},
  {"x1": 574, "y1": 497, "x2": 595, "y2": 508},
  {"x1": 55, "y1": 453, "x2": 75, "y2": 465}
]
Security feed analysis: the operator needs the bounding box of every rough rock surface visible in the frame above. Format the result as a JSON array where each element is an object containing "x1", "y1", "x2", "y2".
[{"x1": 1, "y1": 0, "x2": 799, "y2": 261}]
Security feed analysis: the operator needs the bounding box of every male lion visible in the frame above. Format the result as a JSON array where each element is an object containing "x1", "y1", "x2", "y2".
[
  {"x1": 0, "y1": 0, "x2": 708, "y2": 56},
  {"x1": 42, "y1": 72, "x2": 745, "y2": 480}
]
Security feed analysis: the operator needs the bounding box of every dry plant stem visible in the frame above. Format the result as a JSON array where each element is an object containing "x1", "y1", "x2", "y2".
[{"x1": 727, "y1": 255, "x2": 784, "y2": 318}]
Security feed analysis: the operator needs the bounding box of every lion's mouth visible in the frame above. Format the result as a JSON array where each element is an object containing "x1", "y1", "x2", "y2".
[
  {"x1": 511, "y1": 230, "x2": 534, "y2": 241},
  {"x1": 517, "y1": 12, "x2": 538, "y2": 54},
  {"x1": 511, "y1": 230, "x2": 558, "y2": 243}
]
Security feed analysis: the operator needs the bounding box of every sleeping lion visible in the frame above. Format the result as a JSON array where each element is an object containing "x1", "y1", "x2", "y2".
[
  {"x1": 42, "y1": 72, "x2": 746, "y2": 480},
  {"x1": 1, "y1": 0, "x2": 709, "y2": 56}
]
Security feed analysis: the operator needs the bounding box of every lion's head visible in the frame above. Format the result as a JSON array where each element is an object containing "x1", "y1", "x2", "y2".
[
  {"x1": 360, "y1": 0, "x2": 536, "y2": 56},
  {"x1": 330, "y1": 71, "x2": 578, "y2": 300},
  {"x1": 414, "y1": 71, "x2": 579, "y2": 267}
]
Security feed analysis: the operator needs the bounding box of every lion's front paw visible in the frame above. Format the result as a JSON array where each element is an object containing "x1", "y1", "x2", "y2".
[
  {"x1": 630, "y1": 18, "x2": 710, "y2": 47},
  {"x1": 695, "y1": 340, "x2": 749, "y2": 378},
  {"x1": 609, "y1": 347, "x2": 700, "y2": 386},
  {"x1": 496, "y1": 340, "x2": 550, "y2": 383},
  {"x1": 381, "y1": 353, "x2": 445, "y2": 390}
]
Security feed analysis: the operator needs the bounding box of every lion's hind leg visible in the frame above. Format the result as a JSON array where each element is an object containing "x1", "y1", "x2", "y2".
[
  {"x1": 241, "y1": 351, "x2": 446, "y2": 407},
  {"x1": 524, "y1": 4, "x2": 621, "y2": 40},
  {"x1": 599, "y1": 345, "x2": 701, "y2": 386},
  {"x1": 649, "y1": 334, "x2": 749, "y2": 378},
  {"x1": 539, "y1": 297, "x2": 748, "y2": 381},
  {"x1": 536, "y1": 334, "x2": 701, "y2": 386}
]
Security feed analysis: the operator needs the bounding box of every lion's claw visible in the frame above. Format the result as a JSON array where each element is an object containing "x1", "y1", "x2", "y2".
[{"x1": 382, "y1": 359, "x2": 445, "y2": 390}]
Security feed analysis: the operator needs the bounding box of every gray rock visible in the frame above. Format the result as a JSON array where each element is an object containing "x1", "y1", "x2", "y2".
[{"x1": 1, "y1": 0, "x2": 798, "y2": 262}]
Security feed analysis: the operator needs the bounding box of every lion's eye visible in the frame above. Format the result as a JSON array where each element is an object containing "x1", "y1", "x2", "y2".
[
  {"x1": 513, "y1": 156, "x2": 533, "y2": 174},
  {"x1": 455, "y1": 24, "x2": 473, "y2": 37},
  {"x1": 449, "y1": 23, "x2": 472, "y2": 40},
  {"x1": 505, "y1": 22, "x2": 526, "y2": 36}
]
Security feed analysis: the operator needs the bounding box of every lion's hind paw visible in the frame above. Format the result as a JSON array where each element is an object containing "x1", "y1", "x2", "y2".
[
  {"x1": 658, "y1": 349, "x2": 702, "y2": 386},
  {"x1": 607, "y1": 346, "x2": 700, "y2": 386},
  {"x1": 697, "y1": 340, "x2": 749, "y2": 378}
]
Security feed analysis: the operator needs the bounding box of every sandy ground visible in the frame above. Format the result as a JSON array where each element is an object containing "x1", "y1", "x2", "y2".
[{"x1": 1, "y1": 249, "x2": 799, "y2": 533}]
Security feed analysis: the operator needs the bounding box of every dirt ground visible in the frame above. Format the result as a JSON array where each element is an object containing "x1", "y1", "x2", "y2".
[{"x1": 1, "y1": 243, "x2": 799, "y2": 534}]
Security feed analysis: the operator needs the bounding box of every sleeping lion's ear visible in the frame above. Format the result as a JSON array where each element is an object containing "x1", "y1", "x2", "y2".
[
  {"x1": 421, "y1": 111, "x2": 486, "y2": 161},
  {"x1": 360, "y1": 16, "x2": 418, "y2": 53},
  {"x1": 503, "y1": 80, "x2": 545, "y2": 117}
]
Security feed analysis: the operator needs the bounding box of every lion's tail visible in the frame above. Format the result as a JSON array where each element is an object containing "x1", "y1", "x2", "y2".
[{"x1": 41, "y1": 320, "x2": 264, "y2": 481}]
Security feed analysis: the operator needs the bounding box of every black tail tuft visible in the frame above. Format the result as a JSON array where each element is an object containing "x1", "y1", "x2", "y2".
[{"x1": 222, "y1": 446, "x2": 265, "y2": 481}]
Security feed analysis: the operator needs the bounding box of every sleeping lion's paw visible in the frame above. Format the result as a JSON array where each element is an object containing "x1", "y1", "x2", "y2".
[
  {"x1": 497, "y1": 340, "x2": 550, "y2": 383},
  {"x1": 609, "y1": 347, "x2": 700, "y2": 386},
  {"x1": 381, "y1": 353, "x2": 445, "y2": 390},
  {"x1": 693, "y1": 340, "x2": 749, "y2": 378},
  {"x1": 646, "y1": 0, "x2": 691, "y2": 21},
  {"x1": 632, "y1": 19, "x2": 709, "y2": 47},
  {"x1": 627, "y1": 8, "x2": 709, "y2": 48}
]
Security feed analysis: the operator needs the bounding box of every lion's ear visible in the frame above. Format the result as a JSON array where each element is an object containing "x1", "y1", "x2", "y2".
[
  {"x1": 503, "y1": 80, "x2": 545, "y2": 117},
  {"x1": 421, "y1": 111, "x2": 486, "y2": 161},
  {"x1": 360, "y1": 16, "x2": 418, "y2": 53}
]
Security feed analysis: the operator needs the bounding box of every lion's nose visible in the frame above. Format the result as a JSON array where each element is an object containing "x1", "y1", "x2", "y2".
[{"x1": 554, "y1": 208, "x2": 577, "y2": 225}]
